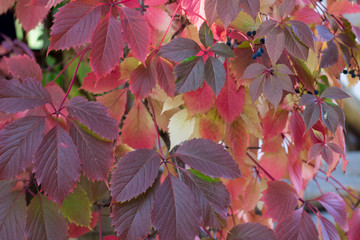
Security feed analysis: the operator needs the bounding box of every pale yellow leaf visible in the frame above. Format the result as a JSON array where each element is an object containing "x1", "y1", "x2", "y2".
[{"x1": 169, "y1": 108, "x2": 196, "y2": 149}]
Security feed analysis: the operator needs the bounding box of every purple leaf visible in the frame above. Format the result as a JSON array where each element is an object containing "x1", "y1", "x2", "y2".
[
  {"x1": 152, "y1": 175, "x2": 201, "y2": 240},
  {"x1": 299, "y1": 94, "x2": 317, "y2": 106},
  {"x1": 0, "y1": 78, "x2": 52, "y2": 113},
  {"x1": 239, "y1": 0, "x2": 260, "y2": 19},
  {"x1": 317, "y1": 215, "x2": 341, "y2": 240},
  {"x1": 110, "y1": 149, "x2": 161, "y2": 202},
  {"x1": 34, "y1": 125, "x2": 81, "y2": 205},
  {"x1": 284, "y1": 26, "x2": 309, "y2": 61},
  {"x1": 279, "y1": 0, "x2": 296, "y2": 19},
  {"x1": 0, "y1": 180, "x2": 26, "y2": 239},
  {"x1": 158, "y1": 38, "x2": 201, "y2": 62},
  {"x1": 339, "y1": 42, "x2": 351, "y2": 65},
  {"x1": 174, "y1": 56, "x2": 205, "y2": 94},
  {"x1": 216, "y1": 0, "x2": 241, "y2": 27},
  {"x1": 0, "y1": 116, "x2": 44, "y2": 179},
  {"x1": 199, "y1": 22, "x2": 214, "y2": 48},
  {"x1": 111, "y1": 181, "x2": 159, "y2": 240},
  {"x1": 255, "y1": 19, "x2": 277, "y2": 39},
  {"x1": 321, "y1": 144, "x2": 334, "y2": 165},
  {"x1": 69, "y1": 120, "x2": 114, "y2": 181},
  {"x1": 242, "y1": 63, "x2": 266, "y2": 79},
  {"x1": 275, "y1": 74, "x2": 294, "y2": 93},
  {"x1": 320, "y1": 87, "x2": 351, "y2": 99},
  {"x1": 314, "y1": 192, "x2": 348, "y2": 231},
  {"x1": 321, "y1": 103, "x2": 344, "y2": 133},
  {"x1": 249, "y1": 75, "x2": 265, "y2": 103},
  {"x1": 316, "y1": 25, "x2": 334, "y2": 42},
  {"x1": 308, "y1": 143, "x2": 323, "y2": 160},
  {"x1": 276, "y1": 64, "x2": 293, "y2": 75},
  {"x1": 66, "y1": 96, "x2": 118, "y2": 140},
  {"x1": 275, "y1": 207, "x2": 318, "y2": 240},
  {"x1": 319, "y1": 41, "x2": 338, "y2": 69},
  {"x1": 129, "y1": 60, "x2": 157, "y2": 99},
  {"x1": 227, "y1": 223, "x2": 278, "y2": 240},
  {"x1": 155, "y1": 56, "x2": 175, "y2": 97},
  {"x1": 210, "y1": 43, "x2": 235, "y2": 58},
  {"x1": 263, "y1": 75, "x2": 284, "y2": 108},
  {"x1": 182, "y1": 170, "x2": 230, "y2": 228},
  {"x1": 174, "y1": 138, "x2": 241, "y2": 179},
  {"x1": 204, "y1": 0, "x2": 218, "y2": 25},
  {"x1": 26, "y1": 195, "x2": 68, "y2": 240},
  {"x1": 327, "y1": 142, "x2": 343, "y2": 154},
  {"x1": 303, "y1": 103, "x2": 320, "y2": 131},
  {"x1": 205, "y1": 56, "x2": 226, "y2": 96},
  {"x1": 288, "y1": 20, "x2": 315, "y2": 51},
  {"x1": 266, "y1": 27, "x2": 285, "y2": 64}
]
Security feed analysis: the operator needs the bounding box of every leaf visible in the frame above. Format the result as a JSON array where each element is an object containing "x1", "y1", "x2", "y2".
[
  {"x1": 110, "y1": 149, "x2": 161, "y2": 202},
  {"x1": 299, "y1": 93, "x2": 317, "y2": 106},
  {"x1": 34, "y1": 125, "x2": 81, "y2": 205},
  {"x1": 48, "y1": 0, "x2": 101, "y2": 52},
  {"x1": 120, "y1": 101, "x2": 157, "y2": 149},
  {"x1": 0, "y1": 0, "x2": 15, "y2": 15},
  {"x1": 293, "y1": 7, "x2": 321, "y2": 25},
  {"x1": 279, "y1": 0, "x2": 296, "y2": 19},
  {"x1": 204, "y1": 57, "x2": 226, "y2": 96},
  {"x1": 261, "y1": 181, "x2": 298, "y2": 221},
  {"x1": 242, "y1": 63, "x2": 266, "y2": 79},
  {"x1": 15, "y1": 0, "x2": 49, "y2": 32},
  {"x1": 328, "y1": 1, "x2": 360, "y2": 16},
  {"x1": 209, "y1": 43, "x2": 235, "y2": 58},
  {"x1": 216, "y1": 0, "x2": 241, "y2": 27},
  {"x1": 321, "y1": 103, "x2": 345, "y2": 133},
  {"x1": 303, "y1": 103, "x2": 321, "y2": 131},
  {"x1": 174, "y1": 56, "x2": 205, "y2": 94},
  {"x1": 183, "y1": 83, "x2": 215, "y2": 115},
  {"x1": 66, "y1": 96, "x2": 118, "y2": 140},
  {"x1": 225, "y1": 117, "x2": 248, "y2": 161},
  {"x1": 26, "y1": 195, "x2": 68, "y2": 240},
  {"x1": 152, "y1": 175, "x2": 201, "y2": 240},
  {"x1": 266, "y1": 27, "x2": 285, "y2": 64},
  {"x1": 119, "y1": 7, "x2": 150, "y2": 64},
  {"x1": 199, "y1": 22, "x2": 214, "y2": 48},
  {"x1": 204, "y1": 0, "x2": 219, "y2": 25},
  {"x1": 89, "y1": 12, "x2": 124, "y2": 76},
  {"x1": 319, "y1": 41, "x2": 338, "y2": 69},
  {"x1": 168, "y1": 108, "x2": 196, "y2": 150},
  {"x1": 158, "y1": 38, "x2": 201, "y2": 62},
  {"x1": 182, "y1": 170, "x2": 230, "y2": 228},
  {"x1": 5, "y1": 55, "x2": 42, "y2": 81},
  {"x1": 262, "y1": 109, "x2": 288, "y2": 140},
  {"x1": 69, "y1": 120, "x2": 114, "y2": 181},
  {"x1": 255, "y1": 19, "x2": 277, "y2": 38},
  {"x1": 174, "y1": 138, "x2": 241, "y2": 178},
  {"x1": 154, "y1": 56, "x2": 175, "y2": 97},
  {"x1": 320, "y1": 87, "x2": 350, "y2": 99},
  {"x1": 348, "y1": 209, "x2": 360, "y2": 240},
  {"x1": 68, "y1": 212, "x2": 99, "y2": 238},
  {"x1": 61, "y1": 185, "x2": 92, "y2": 227},
  {"x1": 0, "y1": 116, "x2": 45, "y2": 179},
  {"x1": 227, "y1": 223, "x2": 277, "y2": 240},
  {"x1": 111, "y1": 181, "x2": 159, "y2": 240},
  {"x1": 97, "y1": 89, "x2": 127, "y2": 123},
  {"x1": 317, "y1": 215, "x2": 340, "y2": 240},
  {"x1": 275, "y1": 207, "x2": 318, "y2": 240},
  {"x1": 129, "y1": 59, "x2": 156, "y2": 99},
  {"x1": 284, "y1": 26, "x2": 309, "y2": 61},
  {"x1": 289, "y1": 110, "x2": 306, "y2": 152},
  {"x1": 314, "y1": 192, "x2": 348, "y2": 231},
  {"x1": 316, "y1": 25, "x2": 334, "y2": 42},
  {"x1": 239, "y1": 0, "x2": 260, "y2": 19},
  {"x1": 0, "y1": 180, "x2": 26, "y2": 239},
  {"x1": 0, "y1": 78, "x2": 52, "y2": 113},
  {"x1": 288, "y1": 20, "x2": 315, "y2": 51},
  {"x1": 260, "y1": 148, "x2": 288, "y2": 180}
]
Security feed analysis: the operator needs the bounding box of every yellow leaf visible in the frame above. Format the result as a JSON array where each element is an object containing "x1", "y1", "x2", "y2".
[{"x1": 169, "y1": 108, "x2": 196, "y2": 150}]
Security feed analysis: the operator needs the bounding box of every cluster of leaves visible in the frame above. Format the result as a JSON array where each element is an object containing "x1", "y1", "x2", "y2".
[{"x1": 1, "y1": 0, "x2": 360, "y2": 239}]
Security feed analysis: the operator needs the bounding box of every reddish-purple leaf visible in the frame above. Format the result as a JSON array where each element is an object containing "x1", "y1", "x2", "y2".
[
  {"x1": 209, "y1": 43, "x2": 235, "y2": 58},
  {"x1": 111, "y1": 181, "x2": 158, "y2": 240},
  {"x1": 199, "y1": 22, "x2": 214, "y2": 48},
  {"x1": 0, "y1": 78, "x2": 52, "y2": 113},
  {"x1": 321, "y1": 144, "x2": 334, "y2": 165},
  {"x1": 327, "y1": 142, "x2": 343, "y2": 154},
  {"x1": 33, "y1": 0, "x2": 63, "y2": 8},
  {"x1": 174, "y1": 56, "x2": 205, "y2": 94},
  {"x1": 279, "y1": 0, "x2": 296, "y2": 19},
  {"x1": 48, "y1": 0, "x2": 101, "y2": 52},
  {"x1": 110, "y1": 149, "x2": 161, "y2": 202},
  {"x1": 174, "y1": 138, "x2": 241, "y2": 178},
  {"x1": 275, "y1": 207, "x2": 318, "y2": 240},
  {"x1": 242, "y1": 63, "x2": 266, "y2": 79},
  {"x1": 321, "y1": 103, "x2": 344, "y2": 133},
  {"x1": 249, "y1": 75, "x2": 265, "y2": 103},
  {"x1": 284, "y1": 26, "x2": 309, "y2": 61},
  {"x1": 205, "y1": 56, "x2": 226, "y2": 96},
  {"x1": 15, "y1": 0, "x2": 50, "y2": 32},
  {"x1": 255, "y1": 19, "x2": 277, "y2": 39},
  {"x1": 266, "y1": 27, "x2": 285, "y2": 64},
  {"x1": 320, "y1": 87, "x2": 350, "y2": 99},
  {"x1": 239, "y1": 0, "x2": 260, "y2": 19},
  {"x1": 69, "y1": 120, "x2": 114, "y2": 181},
  {"x1": 308, "y1": 142, "x2": 323, "y2": 160},
  {"x1": 303, "y1": 103, "x2": 321, "y2": 131},
  {"x1": 261, "y1": 181, "x2": 298, "y2": 221},
  {"x1": 129, "y1": 60, "x2": 156, "y2": 99},
  {"x1": 158, "y1": 38, "x2": 201, "y2": 62},
  {"x1": 68, "y1": 212, "x2": 99, "y2": 238},
  {"x1": 288, "y1": 20, "x2": 315, "y2": 51},
  {"x1": 204, "y1": 0, "x2": 218, "y2": 25},
  {"x1": 316, "y1": 25, "x2": 334, "y2": 42},
  {"x1": 216, "y1": 0, "x2": 240, "y2": 27},
  {"x1": 317, "y1": 214, "x2": 340, "y2": 240},
  {"x1": 319, "y1": 40, "x2": 338, "y2": 69},
  {"x1": 33, "y1": 125, "x2": 81, "y2": 205},
  {"x1": 227, "y1": 223, "x2": 278, "y2": 240},
  {"x1": 293, "y1": 7, "x2": 322, "y2": 25},
  {"x1": 314, "y1": 192, "x2": 348, "y2": 231},
  {"x1": 152, "y1": 175, "x2": 201, "y2": 240},
  {"x1": 26, "y1": 195, "x2": 68, "y2": 240},
  {"x1": 119, "y1": 7, "x2": 150, "y2": 64},
  {"x1": 299, "y1": 93, "x2": 317, "y2": 106},
  {"x1": 154, "y1": 56, "x2": 175, "y2": 97},
  {"x1": 288, "y1": 157, "x2": 302, "y2": 193},
  {"x1": 348, "y1": 209, "x2": 360, "y2": 240},
  {"x1": 0, "y1": 116, "x2": 45, "y2": 179},
  {"x1": 89, "y1": 12, "x2": 124, "y2": 76},
  {"x1": 0, "y1": 0, "x2": 15, "y2": 15},
  {"x1": 5, "y1": 54, "x2": 42, "y2": 81},
  {"x1": 66, "y1": 96, "x2": 118, "y2": 140},
  {"x1": 0, "y1": 180, "x2": 26, "y2": 239}
]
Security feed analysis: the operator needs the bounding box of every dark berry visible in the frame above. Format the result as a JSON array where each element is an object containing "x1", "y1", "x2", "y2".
[
  {"x1": 252, "y1": 54, "x2": 257, "y2": 59},
  {"x1": 343, "y1": 69, "x2": 348, "y2": 74},
  {"x1": 352, "y1": 73, "x2": 356, "y2": 78},
  {"x1": 247, "y1": 31, "x2": 252, "y2": 36},
  {"x1": 349, "y1": 70, "x2": 354, "y2": 75},
  {"x1": 252, "y1": 30, "x2": 257, "y2": 36},
  {"x1": 308, "y1": 91, "x2": 313, "y2": 95},
  {"x1": 358, "y1": 73, "x2": 360, "y2": 77},
  {"x1": 256, "y1": 51, "x2": 262, "y2": 57},
  {"x1": 314, "y1": 90, "x2": 319, "y2": 95},
  {"x1": 260, "y1": 47, "x2": 264, "y2": 53},
  {"x1": 295, "y1": 89, "x2": 300, "y2": 93},
  {"x1": 226, "y1": 41, "x2": 231, "y2": 46},
  {"x1": 260, "y1": 38, "x2": 265, "y2": 44}
]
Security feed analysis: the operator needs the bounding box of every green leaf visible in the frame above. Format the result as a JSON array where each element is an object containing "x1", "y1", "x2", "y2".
[
  {"x1": 62, "y1": 185, "x2": 92, "y2": 227},
  {"x1": 188, "y1": 169, "x2": 221, "y2": 183}
]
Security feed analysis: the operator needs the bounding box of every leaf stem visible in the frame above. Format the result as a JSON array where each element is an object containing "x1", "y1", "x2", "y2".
[
  {"x1": 148, "y1": 98, "x2": 166, "y2": 160},
  {"x1": 246, "y1": 152, "x2": 275, "y2": 181}
]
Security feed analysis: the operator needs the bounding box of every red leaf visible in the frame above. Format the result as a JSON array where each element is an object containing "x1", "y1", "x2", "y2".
[
  {"x1": 0, "y1": 116, "x2": 45, "y2": 179},
  {"x1": 293, "y1": 7, "x2": 321, "y2": 25},
  {"x1": 288, "y1": 155, "x2": 303, "y2": 193},
  {"x1": 80, "y1": 66, "x2": 125, "y2": 94},
  {"x1": 111, "y1": 181, "x2": 159, "y2": 240},
  {"x1": 69, "y1": 120, "x2": 114, "y2": 181},
  {"x1": 239, "y1": 0, "x2": 260, "y2": 19},
  {"x1": 227, "y1": 223, "x2": 277, "y2": 240},
  {"x1": 260, "y1": 148, "x2": 288, "y2": 180},
  {"x1": 104, "y1": 236, "x2": 118, "y2": 240},
  {"x1": 32, "y1": 0, "x2": 63, "y2": 8},
  {"x1": 205, "y1": 56, "x2": 226, "y2": 96},
  {"x1": 15, "y1": 0, "x2": 50, "y2": 32},
  {"x1": 34, "y1": 125, "x2": 81, "y2": 204},
  {"x1": 152, "y1": 175, "x2": 201, "y2": 240},
  {"x1": 182, "y1": 170, "x2": 230, "y2": 228},
  {"x1": 26, "y1": 195, "x2": 68, "y2": 240},
  {"x1": 174, "y1": 56, "x2": 205, "y2": 94},
  {"x1": 119, "y1": 7, "x2": 150, "y2": 64},
  {"x1": 97, "y1": 89, "x2": 127, "y2": 123},
  {"x1": 314, "y1": 192, "x2": 348, "y2": 231},
  {"x1": 348, "y1": 209, "x2": 360, "y2": 240},
  {"x1": 174, "y1": 138, "x2": 242, "y2": 179},
  {"x1": 66, "y1": 96, "x2": 118, "y2": 140},
  {"x1": 154, "y1": 56, "x2": 175, "y2": 97},
  {"x1": 262, "y1": 109, "x2": 288, "y2": 140},
  {"x1": 262, "y1": 181, "x2": 298, "y2": 221},
  {"x1": 90, "y1": 12, "x2": 124, "y2": 76},
  {"x1": 0, "y1": 78, "x2": 52, "y2": 113},
  {"x1": 129, "y1": 59, "x2": 156, "y2": 99},
  {"x1": 184, "y1": 83, "x2": 215, "y2": 115},
  {"x1": 0, "y1": 181, "x2": 26, "y2": 239},
  {"x1": 158, "y1": 38, "x2": 201, "y2": 62},
  {"x1": 48, "y1": 0, "x2": 101, "y2": 52},
  {"x1": 275, "y1": 207, "x2": 318, "y2": 240},
  {"x1": 216, "y1": 0, "x2": 241, "y2": 27},
  {"x1": 120, "y1": 101, "x2": 157, "y2": 149},
  {"x1": 328, "y1": 1, "x2": 360, "y2": 17},
  {"x1": 68, "y1": 212, "x2": 99, "y2": 238},
  {"x1": 266, "y1": 27, "x2": 285, "y2": 64},
  {"x1": 110, "y1": 149, "x2": 161, "y2": 202},
  {"x1": 289, "y1": 110, "x2": 306, "y2": 152},
  {"x1": 317, "y1": 215, "x2": 340, "y2": 240},
  {"x1": 225, "y1": 117, "x2": 248, "y2": 161},
  {"x1": 0, "y1": 0, "x2": 15, "y2": 15},
  {"x1": 5, "y1": 55, "x2": 42, "y2": 81}
]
